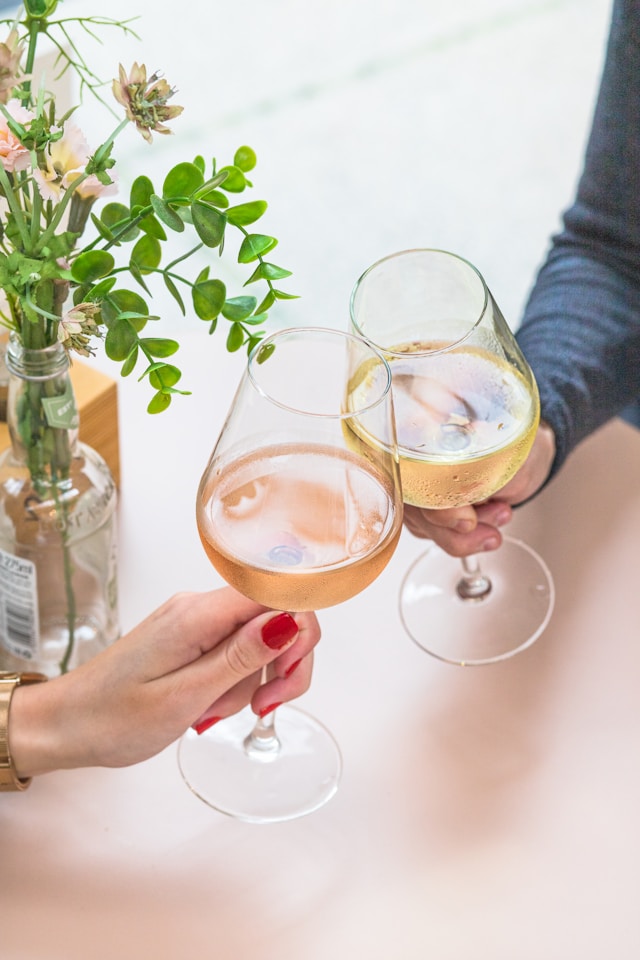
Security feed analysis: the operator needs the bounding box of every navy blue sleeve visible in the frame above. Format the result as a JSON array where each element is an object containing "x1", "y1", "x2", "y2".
[{"x1": 516, "y1": 0, "x2": 640, "y2": 481}]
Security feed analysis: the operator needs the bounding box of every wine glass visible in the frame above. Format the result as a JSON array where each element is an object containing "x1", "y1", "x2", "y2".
[
  {"x1": 349, "y1": 248, "x2": 555, "y2": 665},
  {"x1": 178, "y1": 326, "x2": 403, "y2": 821}
]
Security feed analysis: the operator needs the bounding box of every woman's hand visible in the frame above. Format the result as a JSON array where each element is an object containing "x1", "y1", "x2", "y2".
[
  {"x1": 403, "y1": 421, "x2": 557, "y2": 556},
  {"x1": 9, "y1": 587, "x2": 320, "y2": 779}
]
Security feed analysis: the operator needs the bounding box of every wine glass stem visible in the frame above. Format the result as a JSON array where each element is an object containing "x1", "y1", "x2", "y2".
[
  {"x1": 456, "y1": 554, "x2": 492, "y2": 601},
  {"x1": 243, "y1": 666, "x2": 282, "y2": 761}
]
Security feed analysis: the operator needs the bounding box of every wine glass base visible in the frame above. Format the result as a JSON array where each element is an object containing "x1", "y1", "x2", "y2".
[
  {"x1": 177, "y1": 704, "x2": 342, "y2": 823},
  {"x1": 399, "y1": 535, "x2": 555, "y2": 665}
]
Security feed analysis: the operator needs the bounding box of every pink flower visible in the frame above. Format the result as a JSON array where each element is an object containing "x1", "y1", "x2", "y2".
[
  {"x1": 34, "y1": 122, "x2": 117, "y2": 202},
  {"x1": 0, "y1": 98, "x2": 33, "y2": 173}
]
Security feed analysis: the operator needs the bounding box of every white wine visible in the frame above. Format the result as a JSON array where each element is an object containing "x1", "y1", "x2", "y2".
[
  {"x1": 197, "y1": 442, "x2": 401, "y2": 609},
  {"x1": 349, "y1": 340, "x2": 539, "y2": 508}
]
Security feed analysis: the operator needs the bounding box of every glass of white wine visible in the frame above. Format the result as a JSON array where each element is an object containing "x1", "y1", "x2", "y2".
[
  {"x1": 177, "y1": 326, "x2": 403, "y2": 821},
  {"x1": 349, "y1": 248, "x2": 555, "y2": 665}
]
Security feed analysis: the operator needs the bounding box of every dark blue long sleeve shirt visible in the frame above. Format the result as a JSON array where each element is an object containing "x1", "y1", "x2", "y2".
[{"x1": 516, "y1": 0, "x2": 640, "y2": 481}]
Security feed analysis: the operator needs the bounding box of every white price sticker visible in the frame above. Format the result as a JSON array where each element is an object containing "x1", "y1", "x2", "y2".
[{"x1": 0, "y1": 548, "x2": 39, "y2": 660}]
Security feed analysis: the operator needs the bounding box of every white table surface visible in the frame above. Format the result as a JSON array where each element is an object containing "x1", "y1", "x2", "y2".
[
  {"x1": 2, "y1": 344, "x2": 640, "y2": 958},
  {"x1": 4, "y1": 1, "x2": 637, "y2": 957}
]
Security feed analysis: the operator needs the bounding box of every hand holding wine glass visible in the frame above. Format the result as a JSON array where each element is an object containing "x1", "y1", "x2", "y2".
[
  {"x1": 402, "y1": 419, "x2": 557, "y2": 556},
  {"x1": 178, "y1": 326, "x2": 403, "y2": 821},
  {"x1": 350, "y1": 248, "x2": 555, "y2": 665}
]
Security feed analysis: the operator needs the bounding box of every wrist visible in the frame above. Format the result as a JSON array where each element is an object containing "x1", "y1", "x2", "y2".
[
  {"x1": 0, "y1": 672, "x2": 48, "y2": 789},
  {"x1": 7, "y1": 673, "x2": 72, "y2": 781}
]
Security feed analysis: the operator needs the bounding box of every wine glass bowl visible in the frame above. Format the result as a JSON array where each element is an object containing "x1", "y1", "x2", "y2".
[
  {"x1": 178, "y1": 326, "x2": 403, "y2": 820},
  {"x1": 349, "y1": 248, "x2": 554, "y2": 664}
]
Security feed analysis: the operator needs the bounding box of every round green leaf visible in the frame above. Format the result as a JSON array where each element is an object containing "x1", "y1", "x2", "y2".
[
  {"x1": 226, "y1": 201, "x2": 267, "y2": 227},
  {"x1": 130, "y1": 234, "x2": 162, "y2": 274},
  {"x1": 256, "y1": 342, "x2": 275, "y2": 364},
  {"x1": 86, "y1": 276, "x2": 117, "y2": 300},
  {"x1": 130, "y1": 175, "x2": 154, "y2": 209},
  {"x1": 162, "y1": 162, "x2": 204, "y2": 200},
  {"x1": 151, "y1": 194, "x2": 184, "y2": 232},
  {"x1": 192, "y1": 202, "x2": 226, "y2": 248},
  {"x1": 147, "y1": 391, "x2": 172, "y2": 414},
  {"x1": 71, "y1": 250, "x2": 115, "y2": 283},
  {"x1": 238, "y1": 233, "x2": 277, "y2": 263},
  {"x1": 192, "y1": 279, "x2": 226, "y2": 320},
  {"x1": 139, "y1": 214, "x2": 167, "y2": 241},
  {"x1": 221, "y1": 296, "x2": 257, "y2": 321},
  {"x1": 234, "y1": 146, "x2": 257, "y2": 172},
  {"x1": 226, "y1": 322, "x2": 245, "y2": 352},
  {"x1": 149, "y1": 363, "x2": 182, "y2": 389},
  {"x1": 105, "y1": 317, "x2": 138, "y2": 361},
  {"x1": 140, "y1": 337, "x2": 179, "y2": 358},
  {"x1": 101, "y1": 289, "x2": 150, "y2": 330},
  {"x1": 217, "y1": 165, "x2": 248, "y2": 193}
]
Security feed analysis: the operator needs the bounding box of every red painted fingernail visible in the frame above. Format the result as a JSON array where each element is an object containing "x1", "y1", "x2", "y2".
[
  {"x1": 261, "y1": 612, "x2": 298, "y2": 650},
  {"x1": 192, "y1": 715, "x2": 222, "y2": 735},
  {"x1": 259, "y1": 702, "x2": 281, "y2": 718},
  {"x1": 285, "y1": 658, "x2": 302, "y2": 677}
]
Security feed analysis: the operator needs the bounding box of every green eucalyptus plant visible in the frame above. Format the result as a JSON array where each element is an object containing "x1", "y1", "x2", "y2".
[
  {"x1": 0, "y1": 0, "x2": 296, "y2": 675},
  {"x1": 0, "y1": 0, "x2": 295, "y2": 413}
]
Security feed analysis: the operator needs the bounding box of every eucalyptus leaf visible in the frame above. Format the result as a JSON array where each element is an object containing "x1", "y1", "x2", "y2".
[
  {"x1": 192, "y1": 202, "x2": 226, "y2": 248},
  {"x1": 131, "y1": 234, "x2": 162, "y2": 274},
  {"x1": 163, "y1": 273, "x2": 186, "y2": 314},
  {"x1": 255, "y1": 289, "x2": 276, "y2": 313},
  {"x1": 129, "y1": 260, "x2": 151, "y2": 294},
  {"x1": 148, "y1": 363, "x2": 182, "y2": 388},
  {"x1": 139, "y1": 214, "x2": 167, "y2": 241},
  {"x1": 226, "y1": 323, "x2": 245, "y2": 352},
  {"x1": 140, "y1": 337, "x2": 179, "y2": 358},
  {"x1": 221, "y1": 296, "x2": 257, "y2": 321},
  {"x1": 120, "y1": 346, "x2": 139, "y2": 377},
  {"x1": 71, "y1": 250, "x2": 115, "y2": 283},
  {"x1": 90, "y1": 213, "x2": 116, "y2": 243},
  {"x1": 193, "y1": 278, "x2": 226, "y2": 320},
  {"x1": 130, "y1": 175, "x2": 154, "y2": 209},
  {"x1": 150, "y1": 195, "x2": 184, "y2": 232},
  {"x1": 226, "y1": 201, "x2": 268, "y2": 227},
  {"x1": 217, "y1": 165, "x2": 248, "y2": 193},
  {"x1": 105, "y1": 317, "x2": 138, "y2": 361},
  {"x1": 162, "y1": 162, "x2": 204, "y2": 199},
  {"x1": 234, "y1": 145, "x2": 257, "y2": 172},
  {"x1": 256, "y1": 342, "x2": 276, "y2": 364},
  {"x1": 245, "y1": 261, "x2": 292, "y2": 284},
  {"x1": 86, "y1": 276, "x2": 117, "y2": 300},
  {"x1": 147, "y1": 391, "x2": 172, "y2": 414},
  {"x1": 237, "y1": 234, "x2": 277, "y2": 263}
]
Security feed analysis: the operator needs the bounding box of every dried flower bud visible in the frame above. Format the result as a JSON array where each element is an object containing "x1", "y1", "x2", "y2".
[{"x1": 112, "y1": 62, "x2": 183, "y2": 143}]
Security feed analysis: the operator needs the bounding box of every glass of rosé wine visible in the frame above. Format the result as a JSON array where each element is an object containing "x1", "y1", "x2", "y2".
[
  {"x1": 178, "y1": 326, "x2": 403, "y2": 822},
  {"x1": 349, "y1": 248, "x2": 555, "y2": 665}
]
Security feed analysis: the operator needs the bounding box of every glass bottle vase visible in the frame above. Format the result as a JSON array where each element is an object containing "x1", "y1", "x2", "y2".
[{"x1": 0, "y1": 336, "x2": 119, "y2": 677}]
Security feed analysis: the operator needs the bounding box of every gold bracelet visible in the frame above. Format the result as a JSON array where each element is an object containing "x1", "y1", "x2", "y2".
[{"x1": 0, "y1": 671, "x2": 48, "y2": 791}]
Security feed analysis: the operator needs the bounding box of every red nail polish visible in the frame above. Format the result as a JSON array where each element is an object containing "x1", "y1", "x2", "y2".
[
  {"x1": 192, "y1": 715, "x2": 222, "y2": 736},
  {"x1": 261, "y1": 612, "x2": 298, "y2": 650},
  {"x1": 285, "y1": 658, "x2": 302, "y2": 677},
  {"x1": 259, "y1": 702, "x2": 281, "y2": 718}
]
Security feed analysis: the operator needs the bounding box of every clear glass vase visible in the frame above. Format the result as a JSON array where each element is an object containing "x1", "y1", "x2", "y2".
[{"x1": 0, "y1": 336, "x2": 119, "y2": 677}]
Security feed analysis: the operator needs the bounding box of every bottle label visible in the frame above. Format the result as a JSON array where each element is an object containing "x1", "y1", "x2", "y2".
[
  {"x1": 0, "y1": 549, "x2": 39, "y2": 660},
  {"x1": 41, "y1": 380, "x2": 79, "y2": 429}
]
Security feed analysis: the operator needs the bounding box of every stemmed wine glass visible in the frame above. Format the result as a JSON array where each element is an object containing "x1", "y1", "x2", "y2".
[
  {"x1": 178, "y1": 326, "x2": 403, "y2": 821},
  {"x1": 349, "y1": 248, "x2": 555, "y2": 665}
]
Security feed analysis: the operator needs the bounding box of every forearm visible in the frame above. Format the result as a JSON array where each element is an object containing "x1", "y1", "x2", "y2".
[
  {"x1": 517, "y1": 0, "x2": 640, "y2": 480},
  {"x1": 517, "y1": 248, "x2": 640, "y2": 481}
]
